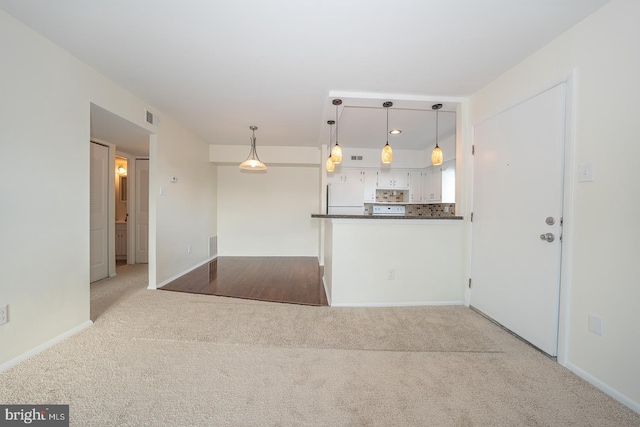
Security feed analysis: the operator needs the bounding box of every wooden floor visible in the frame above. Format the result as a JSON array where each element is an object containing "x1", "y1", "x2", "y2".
[{"x1": 160, "y1": 257, "x2": 328, "y2": 306}]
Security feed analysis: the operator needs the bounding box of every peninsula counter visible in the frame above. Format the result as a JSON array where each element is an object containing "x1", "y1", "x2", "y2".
[{"x1": 312, "y1": 215, "x2": 466, "y2": 306}]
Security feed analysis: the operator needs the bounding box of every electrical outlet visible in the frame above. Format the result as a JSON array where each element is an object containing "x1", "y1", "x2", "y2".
[
  {"x1": 187, "y1": 244, "x2": 192, "y2": 254},
  {"x1": 0, "y1": 305, "x2": 8, "y2": 325},
  {"x1": 387, "y1": 269, "x2": 395, "y2": 280}
]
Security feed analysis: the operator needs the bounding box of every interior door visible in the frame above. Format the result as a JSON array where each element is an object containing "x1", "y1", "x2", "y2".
[
  {"x1": 470, "y1": 83, "x2": 566, "y2": 356},
  {"x1": 90, "y1": 142, "x2": 109, "y2": 282},
  {"x1": 135, "y1": 159, "x2": 149, "y2": 263}
]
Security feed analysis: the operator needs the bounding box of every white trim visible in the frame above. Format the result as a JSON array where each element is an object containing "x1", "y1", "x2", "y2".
[
  {"x1": 330, "y1": 301, "x2": 464, "y2": 308},
  {"x1": 322, "y1": 276, "x2": 331, "y2": 306},
  {"x1": 556, "y1": 70, "x2": 577, "y2": 366},
  {"x1": 328, "y1": 90, "x2": 468, "y2": 105},
  {"x1": 0, "y1": 320, "x2": 93, "y2": 373},
  {"x1": 565, "y1": 362, "x2": 640, "y2": 414},
  {"x1": 147, "y1": 134, "x2": 157, "y2": 289},
  {"x1": 151, "y1": 256, "x2": 217, "y2": 290}
]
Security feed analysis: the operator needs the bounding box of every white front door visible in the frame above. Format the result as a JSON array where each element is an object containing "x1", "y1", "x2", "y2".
[
  {"x1": 90, "y1": 142, "x2": 109, "y2": 282},
  {"x1": 135, "y1": 159, "x2": 149, "y2": 263},
  {"x1": 470, "y1": 83, "x2": 566, "y2": 356}
]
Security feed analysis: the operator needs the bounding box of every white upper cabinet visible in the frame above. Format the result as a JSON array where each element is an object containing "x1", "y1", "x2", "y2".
[
  {"x1": 363, "y1": 170, "x2": 377, "y2": 203},
  {"x1": 327, "y1": 169, "x2": 365, "y2": 207},
  {"x1": 409, "y1": 170, "x2": 423, "y2": 203},
  {"x1": 376, "y1": 170, "x2": 410, "y2": 189},
  {"x1": 422, "y1": 166, "x2": 442, "y2": 203},
  {"x1": 326, "y1": 168, "x2": 363, "y2": 184}
]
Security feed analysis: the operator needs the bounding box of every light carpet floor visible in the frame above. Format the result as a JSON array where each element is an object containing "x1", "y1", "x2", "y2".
[{"x1": 1, "y1": 264, "x2": 638, "y2": 426}]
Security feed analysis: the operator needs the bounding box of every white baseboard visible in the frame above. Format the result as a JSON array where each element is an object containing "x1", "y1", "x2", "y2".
[
  {"x1": 330, "y1": 300, "x2": 465, "y2": 308},
  {"x1": 0, "y1": 320, "x2": 93, "y2": 373},
  {"x1": 150, "y1": 256, "x2": 217, "y2": 290},
  {"x1": 565, "y1": 362, "x2": 640, "y2": 414}
]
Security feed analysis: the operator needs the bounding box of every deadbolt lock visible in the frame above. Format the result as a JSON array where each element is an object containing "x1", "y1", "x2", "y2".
[{"x1": 546, "y1": 217, "x2": 555, "y2": 226}]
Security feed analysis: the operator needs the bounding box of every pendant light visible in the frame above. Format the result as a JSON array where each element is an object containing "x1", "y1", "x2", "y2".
[
  {"x1": 325, "y1": 120, "x2": 336, "y2": 172},
  {"x1": 431, "y1": 104, "x2": 443, "y2": 166},
  {"x1": 239, "y1": 125, "x2": 267, "y2": 170},
  {"x1": 381, "y1": 101, "x2": 393, "y2": 164},
  {"x1": 331, "y1": 99, "x2": 343, "y2": 164}
]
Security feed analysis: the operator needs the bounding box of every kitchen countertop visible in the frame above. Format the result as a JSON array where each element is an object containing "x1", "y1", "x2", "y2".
[{"x1": 311, "y1": 214, "x2": 463, "y2": 220}]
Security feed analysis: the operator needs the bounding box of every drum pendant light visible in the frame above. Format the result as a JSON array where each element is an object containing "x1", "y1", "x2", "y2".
[
  {"x1": 325, "y1": 120, "x2": 336, "y2": 172},
  {"x1": 331, "y1": 99, "x2": 343, "y2": 164},
  {"x1": 381, "y1": 101, "x2": 393, "y2": 164},
  {"x1": 239, "y1": 126, "x2": 267, "y2": 170},
  {"x1": 431, "y1": 104, "x2": 443, "y2": 166}
]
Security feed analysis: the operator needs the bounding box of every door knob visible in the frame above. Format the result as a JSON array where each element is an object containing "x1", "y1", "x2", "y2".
[{"x1": 540, "y1": 233, "x2": 555, "y2": 242}]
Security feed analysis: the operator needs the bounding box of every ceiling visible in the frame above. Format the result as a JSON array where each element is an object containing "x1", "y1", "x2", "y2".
[{"x1": 1, "y1": 0, "x2": 610, "y2": 154}]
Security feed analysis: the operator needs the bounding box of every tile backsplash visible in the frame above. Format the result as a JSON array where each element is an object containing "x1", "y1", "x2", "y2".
[
  {"x1": 376, "y1": 190, "x2": 405, "y2": 203},
  {"x1": 365, "y1": 203, "x2": 456, "y2": 217}
]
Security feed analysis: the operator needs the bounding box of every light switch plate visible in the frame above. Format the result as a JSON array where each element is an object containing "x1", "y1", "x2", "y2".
[
  {"x1": 0, "y1": 304, "x2": 7, "y2": 325},
  {"x1": 578, "y1": 163, "x2": 594, "y2": 182},
  {"x1": 588, "y1": 314, "x2": 604, "y2": 336}
]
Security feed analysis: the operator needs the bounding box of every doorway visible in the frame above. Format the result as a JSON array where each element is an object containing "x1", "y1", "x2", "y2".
[
  {"x1": 470, "y1": 83, "x2": 566, "y2": 357},
  {"x1": 90, "y1": 103, "x2": 152, "y2": 277}
]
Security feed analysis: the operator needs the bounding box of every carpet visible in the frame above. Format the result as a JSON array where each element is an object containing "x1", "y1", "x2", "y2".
[{"x1": 1, "y1": 264, "x2": 638, "y2": 426}]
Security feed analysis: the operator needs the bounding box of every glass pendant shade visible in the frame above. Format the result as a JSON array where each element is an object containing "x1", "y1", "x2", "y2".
[
  {"x1": 326, "y1": 119, "x2": 336, "y2": 172},
  {"x1": 331, "y1": 144, "x2": 342, "y2": 164},
  {"x1": 381, "y1": 101, "x2": 393, "y2": 164},
  {"x1": 239, "y1": 126, "x2": 266, "y2": 170},
  {"x1": 381, "y1": 142, "x2": 393, "y2": 164},
  {"x1": 332, "y1": 99, "x2": 343, "y2": 164},
  {"x1": 431, "y1": 144, "x2": 443, "y2": 166},
  {"x1": 325, "y1": 155, "x2": 335, "y2": 172},
  {"x1": 431, "y1": 103, "x2": 443, "y2": 166}
]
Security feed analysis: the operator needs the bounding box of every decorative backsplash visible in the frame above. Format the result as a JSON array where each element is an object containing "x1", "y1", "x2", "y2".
[
  {"x1": 376, "y1": 190, "x2": 405, "y2": 203},
  {"x1": 364, "y1": 203, "x2": 456, "y2": 217}
]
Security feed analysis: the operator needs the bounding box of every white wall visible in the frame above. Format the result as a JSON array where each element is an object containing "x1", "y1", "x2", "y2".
[
  {"x1": 0, "y1": 10, "x2": 216, "y2": 366},
  {"x1": 326, "y1": 220, "x2": 465, "y2": 306},
  {"x1": 217, "y1": 166, "x2": 319, "y2": 256},
  {"x1": 154, "y1": 117, "x2": 217, "y2": 286},
  {"x1": 468, "y1": 0, "x2": 640, "y2": 410}
]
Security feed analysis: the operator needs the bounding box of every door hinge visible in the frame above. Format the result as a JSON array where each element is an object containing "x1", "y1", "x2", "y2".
[
  {"x1": 468, "y1": 278, "x2": 472, "y2": 288},
  {"x1": 470, "y1": 212, "x2": 473, "y2": 222},
  {"x1": 472, "y1": 145, "x2": 475, "y2": 155}
]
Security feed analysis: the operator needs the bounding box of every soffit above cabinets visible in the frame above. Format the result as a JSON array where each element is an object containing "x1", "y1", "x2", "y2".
[{"x1": 337, "y1": 106, "x2": 456, "y2": 151}]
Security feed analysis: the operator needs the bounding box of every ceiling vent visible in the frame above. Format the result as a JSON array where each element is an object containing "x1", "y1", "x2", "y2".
[{"x1": 350, "y1": 155, "x2": 363, "y2": 161}]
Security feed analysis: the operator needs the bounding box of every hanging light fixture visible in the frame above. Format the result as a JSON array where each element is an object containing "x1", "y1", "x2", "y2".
[
  {"x1": 239, "y1": 125, "x2": 267, "y2": 170},
  {"x1": 331, "y1": 99, "x2": 343, "y2": 164},
  {"x1": 431, "y1": 103, "x2": 443, "y2": 166},
  {"x1": 325, "y1": 120, "x2": 335, "y2": 172},
  {"x1": 381, "y1": 101, "x2": 393, "y2": 164}
]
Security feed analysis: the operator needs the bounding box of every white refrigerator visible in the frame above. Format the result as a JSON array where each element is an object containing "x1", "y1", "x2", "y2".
[{"x1": 327, "y1": 182, "x2": 364, "y2": 215}]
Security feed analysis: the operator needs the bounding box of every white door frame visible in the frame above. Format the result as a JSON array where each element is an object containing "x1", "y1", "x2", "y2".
[{"x1": 466, "y1": 71, "x2": 576, "y2": 366}]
